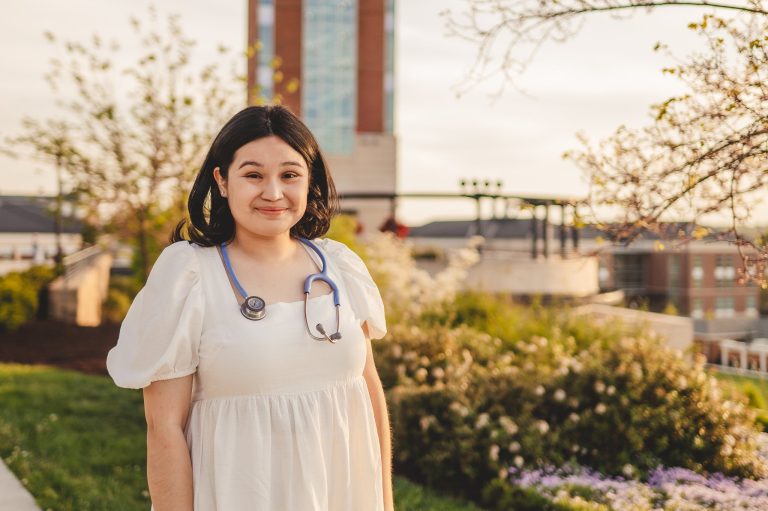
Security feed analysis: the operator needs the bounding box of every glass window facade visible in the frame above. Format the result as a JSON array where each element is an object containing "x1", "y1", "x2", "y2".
[
  {"x1": 257, "y1": 0, "x2": 275, "y2": 101},
  {"x1": 302, "y1": 0, "x2": 358, "y2": 154},
  {"x1": 384, "y1": 0, "x2": 395, "y2": 134}
]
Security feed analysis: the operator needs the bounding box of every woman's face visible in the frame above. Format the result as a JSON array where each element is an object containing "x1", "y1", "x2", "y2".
[{"x1": 214, "y1": 135, "x2": 310, "y2": 239}]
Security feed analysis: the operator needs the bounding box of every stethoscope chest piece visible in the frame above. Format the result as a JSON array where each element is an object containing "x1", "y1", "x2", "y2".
[{"x1": 241, "y1": 295, "x2": 266, "y2": 320}]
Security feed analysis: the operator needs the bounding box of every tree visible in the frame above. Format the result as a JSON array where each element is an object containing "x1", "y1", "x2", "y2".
[
  {"x1": 7, "y1": 8, "x2": 245, "y2": 282},
  {"x1": 5, "y1": 119, "x2": 84, "y2": 272},
  {"x1": 444, "y1": 1, "x2": 768, "y2": 286}
]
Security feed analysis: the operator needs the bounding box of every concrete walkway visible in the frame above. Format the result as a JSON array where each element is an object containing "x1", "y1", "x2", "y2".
[{"x1": 0, "y1": 460, "x2": 40, "y2": 510}]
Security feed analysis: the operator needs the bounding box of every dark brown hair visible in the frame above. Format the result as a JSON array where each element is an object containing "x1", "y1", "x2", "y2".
[{"x1": 171, "y1": 105, "x2": 340, "y2": 246}]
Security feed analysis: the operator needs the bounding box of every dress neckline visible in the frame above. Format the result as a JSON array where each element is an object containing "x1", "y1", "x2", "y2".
[{"x1": 211, "y1": 239, "x2": 334, "y2": 308}]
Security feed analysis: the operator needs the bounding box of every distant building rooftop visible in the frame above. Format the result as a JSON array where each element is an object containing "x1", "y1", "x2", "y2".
[
  {"x1": 0, "y1": 195, "x2": 83, "y2": 234},
  {"x1": 407, "y1": 218, "x2": 735, "y2": 243}
]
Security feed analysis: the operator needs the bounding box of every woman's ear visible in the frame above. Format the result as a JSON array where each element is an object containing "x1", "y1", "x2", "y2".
[{"x1": 213, "y1": 167, "x2": 227, "y2": 197}]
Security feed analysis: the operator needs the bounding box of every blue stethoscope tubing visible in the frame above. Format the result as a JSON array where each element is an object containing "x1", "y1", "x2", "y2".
[{"x1": 219, "y1": 237, "x2": 342, "y2": 343}]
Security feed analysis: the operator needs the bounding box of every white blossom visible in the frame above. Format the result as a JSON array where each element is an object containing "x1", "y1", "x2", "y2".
[
  {"x1": 449, "y1": 401, "x2": 469, "y2": 418},
  {"x1": 475, "y1": 413, "x2": 490, "y2": 429},
  {"x1": 363, "y1": 232, "x2": 480, "y2": 320},
  {"x1": 499, "y1": 416, "x2": 519, "y2": 435},
  {"x1": 489, "y1": 444, "x2": 500, "y2": 461},
  {"x1": 419, "y1": 415, "x2": 436, "y2": 431}
]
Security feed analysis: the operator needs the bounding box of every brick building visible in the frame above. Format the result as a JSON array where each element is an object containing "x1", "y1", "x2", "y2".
[{"x1": 247, "y1": 0, "x2": 396, "y2": 234}]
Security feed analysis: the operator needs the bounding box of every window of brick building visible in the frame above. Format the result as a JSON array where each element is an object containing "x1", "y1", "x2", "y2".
[
  {"x1": 715, "y1": 296, "x2": 735, "y2": 318},
  {"x1": 691, "y1": 255, "x2": 703, "y2": 287},
  {"x1": 691, "y1": 298, "x2": 704, "y2": 319}
]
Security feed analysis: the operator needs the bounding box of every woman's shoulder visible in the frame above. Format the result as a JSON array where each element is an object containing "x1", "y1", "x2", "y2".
[
  {"x1": 310, "y1": 237, "x2": 370, "y2": 271},
  {"x1": 158, "y1": 240, "x2": 221, "y2": 262},
  {"x1": 310, "y1": 237, "x2": 358, "y2": 259},
  {"x1": 147, "y1": 240, "x2": 203, "y2": 283},
  {"x1": 309, "y1": 237, "x2": 387, "y2": 339},
  {"x1": 308, "y1": 237, "x2": 374, "y2": 286}
]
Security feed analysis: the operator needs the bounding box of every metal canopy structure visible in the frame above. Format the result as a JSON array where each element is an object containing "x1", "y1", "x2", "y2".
[{"x1": 339, "y1": 190, "x2": 587, "y2": 259}]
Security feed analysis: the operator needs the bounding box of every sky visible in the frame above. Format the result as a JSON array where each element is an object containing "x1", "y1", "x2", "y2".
[{"x1": 2, "y1": 0, "x2": 766, "y2": 227}]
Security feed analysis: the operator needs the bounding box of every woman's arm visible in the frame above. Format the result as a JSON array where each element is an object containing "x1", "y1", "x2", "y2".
[
  {"x1": 143, "y1": 374, "x2": 195, "y2": 511},
  {"x1": 362, "y1": 323, "x2": 394, "y2": 511}
]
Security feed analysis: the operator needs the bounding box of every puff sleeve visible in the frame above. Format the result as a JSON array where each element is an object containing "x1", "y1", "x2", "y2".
[
  {"x1": 106, "y1": 241, "x2": 204, "y2": 389},
  {"x1": 317, "y1": 238, "x2": 388, "y2": 340}
]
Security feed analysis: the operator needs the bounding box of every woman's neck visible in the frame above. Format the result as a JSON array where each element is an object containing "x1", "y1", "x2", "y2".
[{"x1": 228, "y1": 231, "x2": 299, "y2": 263}]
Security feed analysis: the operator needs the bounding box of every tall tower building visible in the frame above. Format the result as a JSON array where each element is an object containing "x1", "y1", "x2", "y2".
[{"x1": 247, "y1": 0, "x2": 397, "y2": 235}]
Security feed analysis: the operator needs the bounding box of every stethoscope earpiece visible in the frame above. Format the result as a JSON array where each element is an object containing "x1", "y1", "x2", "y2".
[{"x1": 315, "y1": 322, "x2": 342, "y2": 343}]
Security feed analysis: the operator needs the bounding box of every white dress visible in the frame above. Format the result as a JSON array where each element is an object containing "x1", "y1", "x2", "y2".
[{"x1": 106, "y1": 238, "x2": 388, "y2": 511}]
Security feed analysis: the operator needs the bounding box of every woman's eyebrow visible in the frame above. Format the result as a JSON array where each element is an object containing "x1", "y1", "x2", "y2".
[{"x1": 238, "y1": 160, "x2": 305, "y2": 169}]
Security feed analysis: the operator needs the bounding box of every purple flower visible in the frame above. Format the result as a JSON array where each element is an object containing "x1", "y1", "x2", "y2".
[{"x1": 505, "y1": 459, "x2": 768, "y2": 509}]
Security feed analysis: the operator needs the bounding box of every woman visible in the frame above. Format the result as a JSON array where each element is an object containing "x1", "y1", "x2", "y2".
[{"x1": 106, "y1": 105, "x2": 394, "y2": 511}]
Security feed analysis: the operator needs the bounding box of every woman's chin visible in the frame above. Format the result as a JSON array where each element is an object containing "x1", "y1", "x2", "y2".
[{"x1": 241, "y1": 222, "x2": 296, "y2": 238}]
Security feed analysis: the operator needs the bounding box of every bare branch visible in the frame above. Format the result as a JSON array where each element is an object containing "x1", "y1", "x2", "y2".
[{"x1": 444, "y1": 1, "x2": 768, "y2": 94}]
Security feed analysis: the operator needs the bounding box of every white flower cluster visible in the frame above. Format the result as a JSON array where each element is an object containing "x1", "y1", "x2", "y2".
[{"x1": 363, "y1": 232, "x2": 481, "y2": 320}]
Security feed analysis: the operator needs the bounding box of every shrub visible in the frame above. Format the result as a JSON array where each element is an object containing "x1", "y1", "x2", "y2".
[
  {"x1": 102, "y1": 275, "x2": 142, "y2": 324},
  {"x1": 376, "y1": 317, "x2": 767, "y2": 506},
  {"x1": 481, "y1": 479, "x2": 581, "y2": 511},
  {"x1": 741, "y1": 382, "x2": 767, "y2": 410},
  {"x1": 0, "y1": 265, "x2": 56, "y2": 332},
  {"x1": 362, "y1": 231, "x2": 480, "y2": 326}
]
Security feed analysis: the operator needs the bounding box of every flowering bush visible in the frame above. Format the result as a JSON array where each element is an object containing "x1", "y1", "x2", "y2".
[
  {"x1": 361, "y1": 231, "x2": 480, "y2": 325},
  {"x1": 361, "y1": 232, "x2": 767, "y2": 507},
  {"x1": 377, "y1": 320, "x2": 766, "y2": 504}
]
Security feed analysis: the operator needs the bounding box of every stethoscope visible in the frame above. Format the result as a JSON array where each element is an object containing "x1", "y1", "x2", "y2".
[{"x1": 219, "y1": 237, "x2": 342, "y2": 343}]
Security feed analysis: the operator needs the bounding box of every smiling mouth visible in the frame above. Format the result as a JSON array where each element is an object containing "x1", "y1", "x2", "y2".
[{"x1": 256, "y1": 208, "x2": 288, "y2": 215}]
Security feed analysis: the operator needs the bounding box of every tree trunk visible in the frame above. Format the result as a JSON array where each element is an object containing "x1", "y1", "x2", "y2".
[{"x1": 136, "y1": 208, "x2": 150, "y2": 283}]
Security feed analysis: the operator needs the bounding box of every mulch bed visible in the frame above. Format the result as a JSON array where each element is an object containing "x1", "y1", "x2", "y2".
[{"x1": 0, "y1": 319, "x2": 120, "y2": 375}]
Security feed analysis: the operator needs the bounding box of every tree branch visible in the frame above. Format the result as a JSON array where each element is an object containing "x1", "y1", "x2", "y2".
[{"x1": 542, "y1": 2, "x2": 768, "y2": 19}]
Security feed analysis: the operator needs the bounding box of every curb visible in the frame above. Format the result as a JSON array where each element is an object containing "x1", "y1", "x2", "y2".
[{"x1": 0, "y1": 460, "x2": 41, "y2": 511}]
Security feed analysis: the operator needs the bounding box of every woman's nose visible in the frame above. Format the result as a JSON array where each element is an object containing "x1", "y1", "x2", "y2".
[{"x1": 262, "y1": 178, "x2": 284, "y2": 200}]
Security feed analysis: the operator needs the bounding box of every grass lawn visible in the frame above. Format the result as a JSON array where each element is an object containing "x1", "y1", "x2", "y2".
[
  {"x1": 0, "y1": 363, "x2": 484, "y2": 511},
  {"x1": 713, "y1": 370, "x2": 768, "y2": 409}
]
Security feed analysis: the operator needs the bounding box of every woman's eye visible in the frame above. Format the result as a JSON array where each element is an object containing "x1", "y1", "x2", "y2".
[{"x1": 244, "y1": 172, "x2": 299, "y2": 179}]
